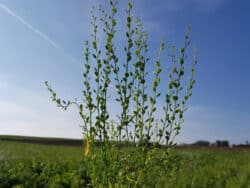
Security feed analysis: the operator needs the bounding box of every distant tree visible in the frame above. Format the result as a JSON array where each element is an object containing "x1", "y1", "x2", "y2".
[
  {"x1": 192, "y1": 140, "x2": 210, "y2": 147},
  {"x1": 215, "y1": 140, "x2": 229, "y2": 147}
]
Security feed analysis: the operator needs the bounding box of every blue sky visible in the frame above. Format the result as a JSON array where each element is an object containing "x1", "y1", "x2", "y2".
[{"x1": 0, "y1": 0, "x2": 249, "y2": 144}]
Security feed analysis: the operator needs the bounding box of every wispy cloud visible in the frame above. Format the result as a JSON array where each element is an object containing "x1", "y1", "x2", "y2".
[
  {"x1": 0, "y1": 3, "x2": 59, "y2": 49},
  {"x1": 0, "y1": 2, "x2": 83, "y2": 68},
  {"x1": 192, "y1": 0, "x2": 224, "y2": 11},
  {"x1": 137, "y1": 0, "x2": 224, "y2": 13}
]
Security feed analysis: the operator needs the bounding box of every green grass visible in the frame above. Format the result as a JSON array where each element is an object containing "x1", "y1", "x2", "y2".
[
  {"x1": 161, "y1": 149, "x2": 250, "y2": 188},
  {"x1": 0, "y1": 140, "x2": 83, "y2": 162},
  {"x1": 0, "y1": 138, "x2": 250, "y2": 187},
  {"x1": 0, "y1": 140, "x2": 89, "y2": 188}
]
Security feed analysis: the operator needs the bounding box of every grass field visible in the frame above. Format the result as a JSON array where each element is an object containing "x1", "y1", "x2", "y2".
[{"x1": 0, "y1": 136, "x2": 250, "y2": 188}]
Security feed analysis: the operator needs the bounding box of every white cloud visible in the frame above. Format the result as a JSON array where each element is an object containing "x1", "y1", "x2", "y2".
[
  {"x1": 0, "y1": 73, "x2": 8, "y2": 90},
  {"x1": 177, "y1": 105, "x2": 250, "y2": 144},
  {"x1": 149, "y1": 104, "x2": 250, "y2": 144},
  {"x1": 0, "y1": 83, "x2": 83, "y2": 138},
  {"x1": 1, "y1": 79, "x2": 249, "y2": 144}
]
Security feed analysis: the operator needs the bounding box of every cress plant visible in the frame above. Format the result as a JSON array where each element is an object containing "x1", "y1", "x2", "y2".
[{"x1": 45, "y1": 0, "x2": 197, "y2": 187}]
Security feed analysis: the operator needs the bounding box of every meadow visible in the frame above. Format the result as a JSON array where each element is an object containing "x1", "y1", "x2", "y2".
[{"x1": 0, "y1": 136, "x2": 250, "y2": 188}]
